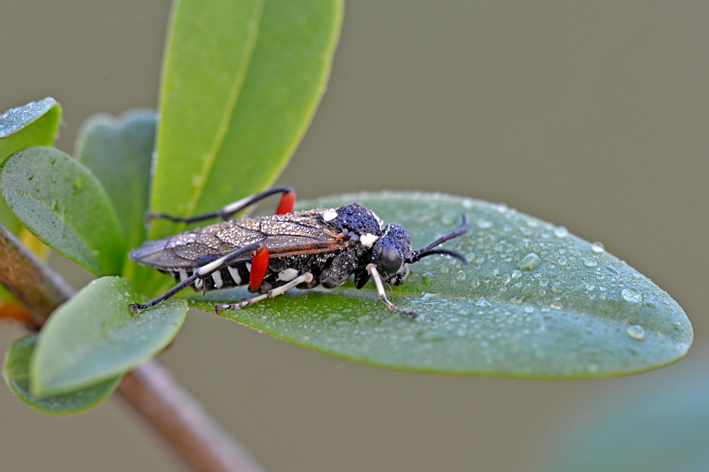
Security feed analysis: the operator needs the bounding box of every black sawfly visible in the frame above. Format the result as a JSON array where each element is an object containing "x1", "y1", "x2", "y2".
[{"x1": 128, "y1": 187, "x2": 467, "y2": 318}]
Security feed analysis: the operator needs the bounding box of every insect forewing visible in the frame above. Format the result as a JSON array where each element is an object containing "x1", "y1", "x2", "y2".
[{"x1": 129, "y1": 210, "x2": 343, "y2": 270}]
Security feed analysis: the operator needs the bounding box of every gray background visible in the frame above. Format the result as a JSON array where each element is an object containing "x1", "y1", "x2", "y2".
[{"x1": 1, "y1": 1, "x2": 707, "y2": 471}]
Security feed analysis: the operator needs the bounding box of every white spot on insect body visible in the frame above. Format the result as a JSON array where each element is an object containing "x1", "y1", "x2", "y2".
[
  {"x1": 246, "y1": 262, "x2": 252, "y2": 273},
  {"x1": 228, "y1": 266, "x2": 241, "y2": 285},
  {"x1": 178, "y1": 268, "x2": 188, "y2": 282},
  {"x1": 323, "y1": 208, "x2": 338, "y2": 221},
  {"x1": 212, "y1": 271, "x2": 224, "y2": 289},
  {"x1": 370, "y1": 210, "x2": 384, "y2": 229},
  {"x1": 195, "y1": 278, "x2": 204, "y2": 290},
  {"x1": 360, "y1": 233, "x2": 380, "y2": 248},
  {"x1": 277, "y1": 268, "x2": 299, "y2": 282}
]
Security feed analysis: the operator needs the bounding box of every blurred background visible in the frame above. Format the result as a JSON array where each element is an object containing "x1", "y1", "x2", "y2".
[{"x1": 1, "y1": 1, "x2": 708, "y2": 471}]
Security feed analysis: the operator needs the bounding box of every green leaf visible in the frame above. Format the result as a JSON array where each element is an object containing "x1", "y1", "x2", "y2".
[
  {"x1": 193, "y1": 192, "x2": 692, "y2": 379},
  {"x1": 74, "y1": 110, "x2": 159, "y2": 287},
  {"x1": 150, "y1": 0, "x2": 343, "y2": 238},
  {"x1": 75, "y1": 110, "x2": 155, "y2": 250},
  {"x1": 0, "y1": 98, "x2": 62, "y2": 234},
  {"x1": 531, "y1": 354, "x2": 709, "y2": 472},
  {"x1": 4, "y1": 333, "x2": 121, "y2": 415},
  {"x1": 30, "y1": 276, "x2": 186, "y2": 397},
  {"x1": 0, "y1": 146, "x2": 125, "y2": 276}
]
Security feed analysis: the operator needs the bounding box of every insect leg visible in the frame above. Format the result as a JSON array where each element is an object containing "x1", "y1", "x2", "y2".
[
  {"x1": 214, "y1": 272, "x2": 314, "y2": 312},
  {"x1": 129, "y1": 242, "x2": 264, "y2": 312},
  {"x1": 366, "y1": 264, "x2": 418, "y2": 318},
  {"x1": 145, "y1": 186, "x2": 296, "y2": 224}
]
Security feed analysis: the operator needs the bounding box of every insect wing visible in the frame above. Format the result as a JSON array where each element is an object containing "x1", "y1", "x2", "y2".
[{"x1": 129, "y1": 210, "x2": 343, "y2": 270}]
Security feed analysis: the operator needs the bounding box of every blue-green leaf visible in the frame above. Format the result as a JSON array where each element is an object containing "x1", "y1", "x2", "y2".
[
  {"x1": 0, "y1": 146, "x2": 125, "y2": 276},
  {"x1": 3, "y1": 334, "x2": 121, "y2": 415},
  {"x1": 193, "y1": 192, "x2": 692, "y2": 379},
  {"x1": 0, "y1": 98, "x2": 62, "y2": 235},
  {"x1": 74, "y1": 110, "x2": 158, "y2": 288},
  {"x1": 30, "y1": 277, "x2": 186, "y2": 397}
]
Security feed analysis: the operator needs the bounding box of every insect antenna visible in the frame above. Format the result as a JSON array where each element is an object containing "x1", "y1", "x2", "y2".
[{"x1": 406, "y1": 214, "x2": 468, "y2": 264}]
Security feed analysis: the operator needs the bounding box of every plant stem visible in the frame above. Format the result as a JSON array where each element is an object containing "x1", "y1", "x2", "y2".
[{"x1": 0, "y1": 224, "x2": 267, "y2": 472}]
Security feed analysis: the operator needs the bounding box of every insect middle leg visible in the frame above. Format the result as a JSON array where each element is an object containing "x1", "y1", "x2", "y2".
[
  {"x1": 214, "y1": 272, "x2": 314, "y2": 313},
  {"x1": 145, "y1": 186, "x2": 296, "y2": 224},
  {"x1": 129, "y1": 242, "x2": 265, "y2": 312},
  {"x1": 366, "y1": 264, "x2": 417, "y2": 318}
]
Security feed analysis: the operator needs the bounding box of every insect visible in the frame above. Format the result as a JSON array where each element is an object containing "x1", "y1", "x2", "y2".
[{"x1": 128, "y1": 187, "x2": 467, "y2": 318}]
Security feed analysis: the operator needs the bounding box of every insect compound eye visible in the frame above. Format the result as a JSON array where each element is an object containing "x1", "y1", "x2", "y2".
[{"x1": 378, "y1": 245, "x2": 404, "y2": 275}]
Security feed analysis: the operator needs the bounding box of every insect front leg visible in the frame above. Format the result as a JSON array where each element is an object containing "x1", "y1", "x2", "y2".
[
  {"x1": 129, "y1": 242, "x2": 265, "y2": 312},
  {"x1": 214, "y1": 272, "x2": 314, "y2": 313},
  {"x1": 366, "y1": 264, "x2": 417, "y2": 319},
  {"x1": 145, "y1": 186, "x2": 296, "y2": 224}
]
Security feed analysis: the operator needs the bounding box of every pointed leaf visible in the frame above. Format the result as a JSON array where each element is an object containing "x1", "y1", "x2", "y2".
[
  {"x1": 193, "y1": 192, "x2": 692, "y2": 379},
  {"x1": 4, "y1": 334, "x2": 121, "y2": 415},
  {"x1": 150, "y1": 0, "x2": 343, "y2": 238},
  {"x1": 0, "y1": 146, "x2": 125, "y2": 276},
  {"x1": 74, "y1": 110, "x2": 159, "y2": 288},
  {"x1": 30, "y1": 277, "x2": 186, "y2": 397},
  {"x1": 0, "y1": 98, "x2": 62, "y2": 234}
]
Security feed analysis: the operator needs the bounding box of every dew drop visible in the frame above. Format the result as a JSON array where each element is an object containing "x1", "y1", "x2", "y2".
[
  {"x1": 583, "y1": 258, "x2": 597, "y2": 268},
  {"x1": 511, "y1": 270, "x2": 522, "y2": 279},
  {"x1": 554, "y1": 226, "x2": 568, "y2": 238},
  {"x1": 476, "y1": 219, "x2": 492, "y2": 229},
  {"x1": 591, "y1": 242, "x2": 605, "y2": 253},
  {"x1": 621, "y1": 287, "x2": 643, "y2": 303},
  {"x1": 626, "y1": 325, "x2": 645, "y2": 340},
  {"x1": 456, "y1": 271, "x2": 467, "y2": 281},
  {"x1": 518, "y1": 253, "x2": 542, "y2": 270},
  {"x1": 26, "y1": 171, "x2": 34, "y2": 180}
]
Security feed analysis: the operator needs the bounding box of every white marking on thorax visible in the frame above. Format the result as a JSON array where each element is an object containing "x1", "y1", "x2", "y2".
[
  {"x1": 245, "y1": 262, "x2": 252, "y2": 273},
  {"x1": 178, "y1": 268, "x2": 188, "y2": 282},
  {"x1": 228, "y1": 266, "x2": 241, "y2": 285},
  {"x1": 194, "y1": 278, "x2": 204, "y2": 290},
  {"x1": 360, "y1": 233, "x2": 380, "y2": 248},
  {"x1": 277, "y1": 268, "x2": 299, "y2": 282},
  {"x1": 370, "y1": 210, "x2": 384, "y2": 229},
  {"x1": 212, "y1": 271, "x2": 224, "y2": 289},
  {"x1": 323, "y1": 208, "x2": 338, "y2": 221}
]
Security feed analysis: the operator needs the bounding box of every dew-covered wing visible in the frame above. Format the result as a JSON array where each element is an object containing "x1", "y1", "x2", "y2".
[{"x1": 128, "y1": 209, "x2": 343, "y2": 269}]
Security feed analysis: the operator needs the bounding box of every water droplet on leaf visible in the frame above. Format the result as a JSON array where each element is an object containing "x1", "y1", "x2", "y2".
[
  {"x1": 621, "y1": 287, "x2": 643, "y2": 303},
  {"x1": 626, "y1": 325, "x2": 645, "y2": 340},
  {"x1": 583, "y1": 258, "x2": 597, "y2": 267},
  {"x1": 518, "y1": 253, "x2": 542, "y2": 270}
]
